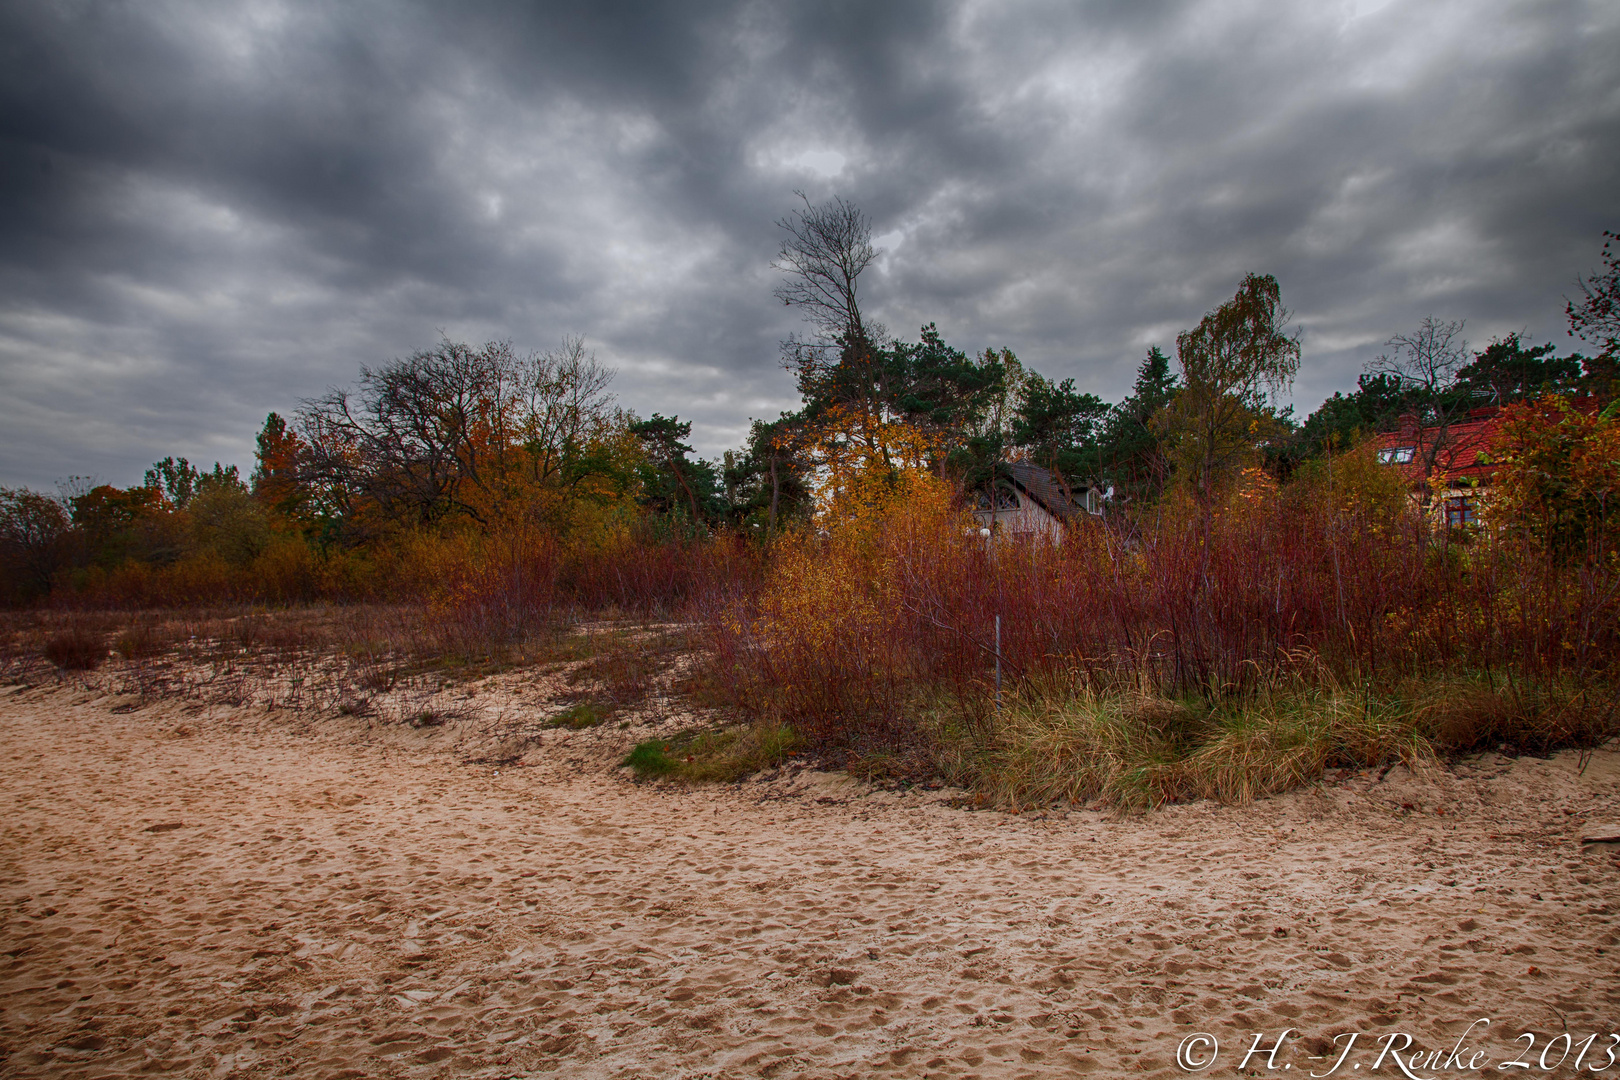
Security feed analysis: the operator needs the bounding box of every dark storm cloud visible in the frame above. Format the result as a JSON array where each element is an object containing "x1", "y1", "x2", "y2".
[{"x1": 2, "y1": 0, "x2": 1616, "y2": 488}]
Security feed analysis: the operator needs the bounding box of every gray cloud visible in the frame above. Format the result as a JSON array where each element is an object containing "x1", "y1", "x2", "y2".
[{"x1": 2, "y1": 0, "x2": 1616, "y2": 488}]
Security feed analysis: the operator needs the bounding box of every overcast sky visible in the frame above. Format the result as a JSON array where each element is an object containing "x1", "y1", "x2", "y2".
[{"x1": 2, "y1": 0, "x2": 1617, "y2": 489}]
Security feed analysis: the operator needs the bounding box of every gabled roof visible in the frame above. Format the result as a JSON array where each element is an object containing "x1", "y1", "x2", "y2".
[
  {"x1": 1376, "y1": 408, "x2": 1504, "y2": 487},
  {"x1": 1001, "y1": 461, "x2": 1093, "y2": 519},
  {"x1": 1375, "y1": 398, "x2": 1602, "y2": 488}
]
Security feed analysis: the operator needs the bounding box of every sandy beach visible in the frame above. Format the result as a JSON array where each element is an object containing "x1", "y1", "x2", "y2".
[{"x1": 3, "y1": 678, "x2": 1618, "y2": 1078}]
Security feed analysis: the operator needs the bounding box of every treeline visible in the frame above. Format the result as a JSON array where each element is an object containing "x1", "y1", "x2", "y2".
[
  {"x1": 2, "y1": 210, "x2": 1617, "y2": 616},
  {"x1": 730, "y1": 201, "x2": 1618, "y2": 528},
  {"x1": 0, "y1": 336, "x2": 753, "y2": 611}
]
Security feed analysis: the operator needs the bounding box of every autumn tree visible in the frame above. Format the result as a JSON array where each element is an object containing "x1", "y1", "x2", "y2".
[
  {"x1": 252, "y1": 411, "x2": 315, "y2": 529},
  {"x1": 1491, "y1": 395, "x2": 1619, "y2": 564},
  {"x1": 298, "y1": 340, "x2": 496, "y2": 529},
  {"x1": 1157, "y1": 273, "x2": 1301, "y2": 498},
  {"x1": 297, "y1": 337, "x2": 621, "y2": 537},
  {"x1": 187, "y1": 474, "x2": 269, "y2": 568},
  {"x1": 0, "y1": 488, "x2": 69, "y2": 602},
  {"x1": 69, "y1": 484, "x2": 178, "y2": 567}
]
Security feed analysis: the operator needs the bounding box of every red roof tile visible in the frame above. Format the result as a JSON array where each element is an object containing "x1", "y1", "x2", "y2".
[{"x1": 1376, "y1": 409, "x2": 1504, "y2": 486}]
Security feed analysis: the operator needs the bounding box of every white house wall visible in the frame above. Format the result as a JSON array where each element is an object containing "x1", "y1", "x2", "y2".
[{"x1": 971, "y1": 489, "x2": 1065, "y2": 541}]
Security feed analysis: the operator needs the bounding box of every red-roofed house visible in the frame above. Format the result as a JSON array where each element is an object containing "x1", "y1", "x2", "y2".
[
  {"x1": 1375, "y1": 408, "x2": 1506, "y2": 526},
  {"x1": 1375, "y1": 398, "x2": 1602, "y2": 525}
]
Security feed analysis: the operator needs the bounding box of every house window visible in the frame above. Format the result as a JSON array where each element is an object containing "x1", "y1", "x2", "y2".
[
  {"x1": 1378, "y1": 446, "x2": 1415, "y2": 464},
  {"x1": 975, "y1": 486, "x2": 1019, "y2": 512},
  {"x1": 1445, "y1": 495, "x2": 1476, "y2": 527}
]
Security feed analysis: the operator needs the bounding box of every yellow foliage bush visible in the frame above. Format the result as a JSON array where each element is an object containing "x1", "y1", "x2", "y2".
[{"x1": 734, "y1": 468, "x2": 968, "y2": 744}]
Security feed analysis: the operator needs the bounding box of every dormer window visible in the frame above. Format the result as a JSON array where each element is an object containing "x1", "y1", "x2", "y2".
[
  {"x1": 1378, "y1": 446, "x2": 1415, "y2": 464},
  {"x1": 975, "y1": 486, "x2": 1019, "y2": 511}
]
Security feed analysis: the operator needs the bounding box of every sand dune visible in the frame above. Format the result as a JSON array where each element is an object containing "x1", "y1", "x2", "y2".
[{"x1": 2, "y1": 679, "x2": 1617, "y2": 1078}]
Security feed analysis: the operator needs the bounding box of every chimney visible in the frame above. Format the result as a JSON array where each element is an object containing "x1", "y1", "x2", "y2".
[{"x1": 1397, "y1": 412, "x2": 1419, "y2": 441}]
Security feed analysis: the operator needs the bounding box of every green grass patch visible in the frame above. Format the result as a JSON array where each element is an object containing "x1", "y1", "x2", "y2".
[
  {"x1": 623, "y1": 739, "x2": 679, "y2": 778},
  {"x1": 548, "y1": 702, "x2": 610, "y2": 729},
  {"x1": 622, "y1": 722, "x2": 803, "y2": 782}
]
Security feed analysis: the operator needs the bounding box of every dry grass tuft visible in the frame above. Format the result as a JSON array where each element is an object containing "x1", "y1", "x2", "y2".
[
  {"x1": 930, "y1": 672, "x2": 1617, "y2": 812},
  {"x1": 939, "y1": 685, "x2": 1427, "y2": 812},
  {"x1": 113, "y1": 620, "x2": 174, "y2": 660},
  {"x1": 43, "y1": 627, "x2": 106, "y2": 671},
  {"x1": 1412, "y1": 678, "x2": 1617, "y2": 754},
  {"x1": 566, "y1": 627, "x2": 687, "y2": 710}
]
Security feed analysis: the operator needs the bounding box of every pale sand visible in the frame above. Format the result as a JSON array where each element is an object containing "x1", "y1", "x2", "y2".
[{"x1": 2, "y1": 680, "x2": 1618, "y2": 1078}]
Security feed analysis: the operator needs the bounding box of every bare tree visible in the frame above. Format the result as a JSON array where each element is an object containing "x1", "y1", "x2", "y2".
[
  {"x1": 0, "y1": 487, "x2": 70, "y2": 600},
  {"x1": 1365, "y1": 317, "x2": 1472, "y2": 484},
  {"x1": 513, "y1": 335, "x2": 617, "y2": 490},
  {"x1": 300, "y1": 340, "x2": 500, "y2": 528},
  {"x1": 297, "y1": 337, "x2": 617, "y2": 533},
  {"x1": 772, "y1": 191, "x2": 880, "y2": 348},
  {"x1": 772, "y1": 191, "x2": 902, "y2": 478},
  {"x1": 773, "y1": 192, "x2": 891, "y2": 408},
  {"x1": 1368, "y1": 317, "x2": 1470, "y2": 403}
]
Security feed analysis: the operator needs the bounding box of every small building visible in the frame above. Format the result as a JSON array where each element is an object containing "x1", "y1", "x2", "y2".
[
  {"x1": 1375, "y1": 408, "x2": 1505, "y2": 526},
  {"x1": 972, "y1": 461, "x2": 1103, "y2": 540}
]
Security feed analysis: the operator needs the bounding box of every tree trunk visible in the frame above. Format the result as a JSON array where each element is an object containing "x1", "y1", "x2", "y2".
[{"x1": 671, "y1": 459, "x2": 700, "y2": 523}]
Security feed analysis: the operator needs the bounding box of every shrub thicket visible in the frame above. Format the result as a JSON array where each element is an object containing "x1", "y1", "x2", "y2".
[{"x1": 699, "y1": 431, "x2": 1617, "y2": 805}]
